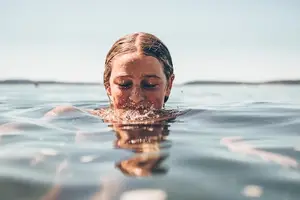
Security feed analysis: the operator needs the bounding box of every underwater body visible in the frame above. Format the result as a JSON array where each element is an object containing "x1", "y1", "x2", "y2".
[{"x1": 0, "y1": 84, "x2": 300, "y2": 200}]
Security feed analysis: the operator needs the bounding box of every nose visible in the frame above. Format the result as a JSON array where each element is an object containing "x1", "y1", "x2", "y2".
[{"x1": 129, "y1": 85, "x2": 145, "y2": 104}]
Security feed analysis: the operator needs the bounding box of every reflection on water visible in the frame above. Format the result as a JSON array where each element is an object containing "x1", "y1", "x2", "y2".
[
  {"x1": 37, "y1": 122, "x2": 174, "y2": 200},
  {"x1": 112, "y1": 123, "x2": 171, "y2": 177}
]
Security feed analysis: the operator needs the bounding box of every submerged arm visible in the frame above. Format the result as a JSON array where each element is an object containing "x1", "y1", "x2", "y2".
[
  {"x1": 0, "y1": 105, "x2": 83, "y2": 135},
  {"x1": 43, "y1": 105, "x2": 82, "y2": 119}
]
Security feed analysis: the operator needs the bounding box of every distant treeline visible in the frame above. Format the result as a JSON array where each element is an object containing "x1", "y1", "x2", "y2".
[
  {"x1": 183, "y1": 80, "x2": 300, "y2": 85},
  {"x1": 1, "y1": 79, "x2": 300, "y2": 86},
  {"x1": 0, "y1": 79, "x2": 100, "y2": 85}
]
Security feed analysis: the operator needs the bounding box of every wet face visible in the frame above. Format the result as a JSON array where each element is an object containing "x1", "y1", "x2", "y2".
[{"x1": 107, "y1": 53, "x2": 174, "y2": 110}]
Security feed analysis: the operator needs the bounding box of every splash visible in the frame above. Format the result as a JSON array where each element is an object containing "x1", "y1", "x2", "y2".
[{"x1": 94, "y1": 107, "x2": 188, "y2": 125}]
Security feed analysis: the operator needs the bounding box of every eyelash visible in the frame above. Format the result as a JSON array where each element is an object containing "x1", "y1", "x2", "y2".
[
  {"x1": 143, "y1": 83, "x2": 158, "y2": 89},
  {"x1": 118, "y1": 82, "x2": 158, "y2": 90},
  {"x1": 118, "y1": 82, "x2": 131, "y2": 89}
]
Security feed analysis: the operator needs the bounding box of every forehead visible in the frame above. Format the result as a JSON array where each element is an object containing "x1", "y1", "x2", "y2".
[{"x1": 110, "y1": 53, "x2": 164, "y2": 78}]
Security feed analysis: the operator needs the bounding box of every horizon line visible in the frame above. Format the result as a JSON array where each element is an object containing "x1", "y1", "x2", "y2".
[{"x1": 1, "y1": 78, "x2": 300, "y2": 85}]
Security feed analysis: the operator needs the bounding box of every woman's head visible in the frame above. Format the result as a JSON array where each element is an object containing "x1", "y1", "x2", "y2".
[{"x1": 104, "y1": 32, "x2": 174, "y2": 110}]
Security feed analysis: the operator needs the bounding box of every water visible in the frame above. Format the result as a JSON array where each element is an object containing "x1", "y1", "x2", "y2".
[{"x1": 0, "y1": 84, "x2": 299, "y2": 200}]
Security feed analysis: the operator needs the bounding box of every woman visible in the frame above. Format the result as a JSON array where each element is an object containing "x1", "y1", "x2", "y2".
[
  {"x1": 1, "y1": 32, "x2": 180, "y2": 134},
  {"x1": 44, "y1": 32, "x2": 177, "y2": 123}
]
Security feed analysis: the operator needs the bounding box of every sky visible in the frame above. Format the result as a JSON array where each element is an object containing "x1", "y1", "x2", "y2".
[{"x1": 0, "y1": 0, "x2": 299, "y2": 84}]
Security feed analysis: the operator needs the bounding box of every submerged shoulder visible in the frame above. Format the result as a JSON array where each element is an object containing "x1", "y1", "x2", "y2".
[{"x1": 43, "y1": 105, "x2": 78, "y2": 118}]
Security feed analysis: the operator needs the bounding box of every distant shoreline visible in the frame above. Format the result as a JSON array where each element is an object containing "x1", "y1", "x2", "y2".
[
  {"x1": 183, "y1": 80, "x2": 300, "y2": 85},
  {"x1": 0, "y1": 79, "x2": 300, "y2": 86},
  {"x1": 0, "y1": 80, "x2": 100, "y2": 85}
]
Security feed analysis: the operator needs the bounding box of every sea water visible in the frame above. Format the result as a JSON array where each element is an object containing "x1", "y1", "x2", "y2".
[{"x1": 0, "y1": 84, "x2": 299, "y2": 200}]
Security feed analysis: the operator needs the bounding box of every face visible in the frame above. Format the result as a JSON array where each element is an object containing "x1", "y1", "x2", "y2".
[{"x1": 107, "y1": 53, "x2": 174, "y2": 110}]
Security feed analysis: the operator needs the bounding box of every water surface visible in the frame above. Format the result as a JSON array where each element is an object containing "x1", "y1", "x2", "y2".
[{"x1": 0, "y1": 84, "x2": 299, "y2": 200}]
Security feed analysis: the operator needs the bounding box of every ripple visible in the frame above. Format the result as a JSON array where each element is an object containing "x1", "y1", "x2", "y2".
[{"x1": 1, "y1": 85, "x2": 300, "y2": 200}]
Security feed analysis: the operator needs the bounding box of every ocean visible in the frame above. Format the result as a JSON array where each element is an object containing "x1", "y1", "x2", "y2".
[{"x1": 0, "y1": 84, "x2": 299, "y2": 200}]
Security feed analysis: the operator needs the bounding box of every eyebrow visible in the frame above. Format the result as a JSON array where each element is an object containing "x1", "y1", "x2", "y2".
[
  {"x1": 115, "y1": 75, "x2": 133, "y2": 79},
  {"x1": 115, "y1": 74, "x2": 162, "y2": 79},
  {"x1": 142, "y1": 74, "x2": 162, "y2": 79}
]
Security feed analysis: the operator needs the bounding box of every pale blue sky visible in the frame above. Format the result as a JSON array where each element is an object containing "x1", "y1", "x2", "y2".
[{"x1": 1, "y1": 0, "x2": 299, "y2": 84}]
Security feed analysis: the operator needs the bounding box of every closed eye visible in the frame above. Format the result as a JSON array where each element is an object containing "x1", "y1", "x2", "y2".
[
  {"x1": 142, "y1": 82, "x2": 158, "y2": 89},
  {"x1": 118, "y1": 82, "x2": 132, "y2": 89}
]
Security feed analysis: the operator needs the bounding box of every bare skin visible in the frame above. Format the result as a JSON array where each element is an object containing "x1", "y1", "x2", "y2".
[{"x1": 107, "y1": 53, "x2": 174, "y2": 111}]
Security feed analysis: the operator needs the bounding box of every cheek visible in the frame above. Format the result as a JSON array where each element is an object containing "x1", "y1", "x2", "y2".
[
  {"x1": 113, "y1": 95, "x2": 127, "y2": 107},
  {"x1": 110, "y1": 87, "x2": 129, "y2": 108},
  {"x1": 144, "y1": 92, "x2": 165, "y2": 108}
]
